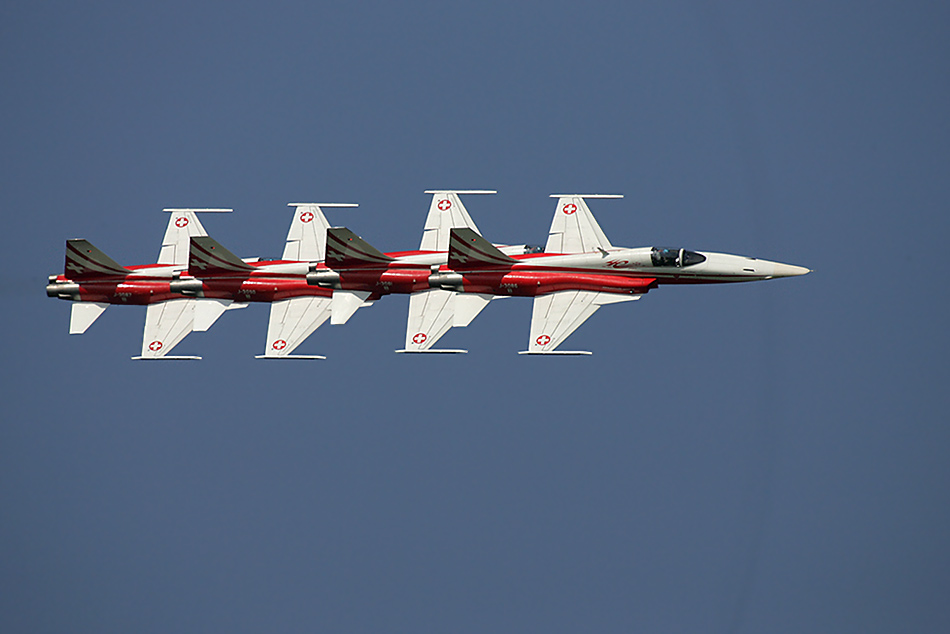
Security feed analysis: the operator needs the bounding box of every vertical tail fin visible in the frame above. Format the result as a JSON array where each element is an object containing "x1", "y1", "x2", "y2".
[
  {"x1": 189, "y1": 236, "x2": 253, "y2": 276},
  {"x1": 65, "y1": 239, "x2": 130, "y2": 279},
  {"x1": 448, "y1": 228, "x2": 516, "y2": 269},
  {"x1": 325, "y1": 227, "x2": 394, "y2": 268}
]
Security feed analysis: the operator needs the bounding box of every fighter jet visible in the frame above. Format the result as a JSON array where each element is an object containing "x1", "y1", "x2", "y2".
[
  {"x1": 46, "y1": 209, "x2": 249, "y2": 359},
  {"x1": 319, "y1": 194, "x2": 809, "y2": 354},
  {"x1": 180, "y1": 191, "x2": 532, "y2": 358}
]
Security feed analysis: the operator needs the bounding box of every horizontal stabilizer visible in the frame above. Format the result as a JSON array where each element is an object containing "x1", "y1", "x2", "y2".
[
  {"x1": 193, "y1": 298, "x2": 240, "y2": 332},
  {"x1": 331, "y1": 290, "x2": 371, "y2": 325},
  {"x1": 448, "y1": 228, "x2": 517, "y2": 269},
  {"x1": 325, "y1": 227, "x2": 393, "y2": 268},
  {"x1": 65, "y1": 239, "x2": 130, "y2": 279},
  {"x1": 189, "y1": 236, "x2": 253, "y2": 276},
  {"x1": 453, "y1": 293, "x2": 493, "y2": 327},
  {"x1": 70, "y1": 302, "x2": 108, "y2": 334}
]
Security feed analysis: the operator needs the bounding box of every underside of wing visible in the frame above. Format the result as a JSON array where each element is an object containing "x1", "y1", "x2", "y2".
[
  {"x1": 398, "y1": 289, "x2": 494, "y2": 353},
  {"x1": 134, "y1": 299, "x2": 199, "y2": 360},
  {"x1": 420, "y1": 190, "x2": 494, "y2": 251},
  {"x1": 259, "y1": 296, "x2": 333, "y2": 359},
  {"x1": 545, "y1": 195, "x2": 619, "y2": 254},
  {"x1": 524, "y1": 290, "x2": 639, "y2": 354},
  {"x1": 283, "y1": 203, "x2": 357, "y2": 262},
  {"x1": 159, "y1": 209, "x2": 230, "y2": 266},
  {"x1": 402, "y1": 289, "x2": 457, "y2": 352}
]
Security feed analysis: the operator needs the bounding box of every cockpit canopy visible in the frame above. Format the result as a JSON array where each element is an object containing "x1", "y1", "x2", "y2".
[
  {"x1": 523, "y1": 245, "x2": 545, "y2": 254},
  {"x1": 651, "y1": 247, "x2": 707, "y2": 267}
]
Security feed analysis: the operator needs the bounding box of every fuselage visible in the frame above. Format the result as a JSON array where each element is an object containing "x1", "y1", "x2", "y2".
[{"x1": 48, "y1": 245, "x2": 808, "y2": 306}]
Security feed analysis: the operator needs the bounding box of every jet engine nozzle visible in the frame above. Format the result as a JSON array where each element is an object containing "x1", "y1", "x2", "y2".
[
  {"x1": 47, "y1": 281, "x2": 80, "y2": 299},
  {"x1": 307, "y1": 270, "x2": 341, "y2": 289},
  {"x1": 428, "y1": 272, "x2": 464, "y2": 290},
  {"x1": 169, "y1": 278, "x2": 204, "y2": 297}
]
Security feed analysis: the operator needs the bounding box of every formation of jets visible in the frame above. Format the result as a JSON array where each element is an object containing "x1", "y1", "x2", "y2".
[{"x1": 48, "y1": 191, "x2": 810, "y2": 359}]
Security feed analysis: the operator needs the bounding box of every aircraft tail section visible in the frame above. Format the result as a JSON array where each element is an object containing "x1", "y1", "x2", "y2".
[
  {"x1": 448, "y1": 228, "x2": 517, "y2": 269},
  {"x1": 325, "y1": 227, "x2": 394, "y2": 268},
  {"x1": 65, "y1": 239, "x2": 130, "y2": 279},
  {"x1": 189, "y1": 236, "x2": 254, "y2": 276}
]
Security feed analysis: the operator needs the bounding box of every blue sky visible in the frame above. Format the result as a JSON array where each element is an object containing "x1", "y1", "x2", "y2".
[{"x1": 2, "y1": 2, "x2": 948, "y2": 632}]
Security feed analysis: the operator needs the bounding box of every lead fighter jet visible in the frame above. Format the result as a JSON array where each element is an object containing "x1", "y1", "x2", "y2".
[{"x1": 319, "y1": 194, "x2": 809, "y2": 354}]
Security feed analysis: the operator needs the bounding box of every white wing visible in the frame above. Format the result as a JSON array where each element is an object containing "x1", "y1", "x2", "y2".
[
  {"x1": 398, "y1": 290, "x2": 494, "y2": 353},
  {"x1": 402, "y1": 290, "x2": 456, "y2": 351},
  {"x1": 523, "y1": 291, "x2": 638, "y2": 354},
  {"x1": 158, "y1": 209, "x2": 231, "y2": 266},
  {"x1": 420, "y1": 190, "x2": 494, "y2": 251},
  {"x1": 283, "y1": 203, "x2": 357, "y2": 262},
  {"x1": 134, "y1": 299, "x2": 200, "y2": 360},
  {"x1": 258, "y1": 296, "x2": 333, "y2": 359},
  {"x1": 545, "y1": 195, "x2": 619, "y2": 254}
]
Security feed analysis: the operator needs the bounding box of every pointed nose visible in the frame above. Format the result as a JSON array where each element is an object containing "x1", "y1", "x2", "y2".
[{"x1": 771, "y1": 263, "x2": 811, "y2": 277}]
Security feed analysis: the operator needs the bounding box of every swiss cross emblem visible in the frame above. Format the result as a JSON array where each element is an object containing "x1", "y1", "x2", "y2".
[
  {"x1": 536, "y1": 334, "x2": 551, "y2": 346},
  {"x1": 412, "y1": 332, "x2": 427, "y2": 344},
  {"x1": 300, "y1": 211, "x2": 314, "y2": 223},
  {"x1": 148, "y1": 340, "x2": 163, "y2": 352},
  {"x1": 175, "y1": 217, "x2": 189, "y2": 228},
  {"x1": 562, "y1": 204, "x2": 577, "y2": 215},
  {"x1": 437, "y1": 199, "x2": 452, "y2": 211},
  {"x1": 272, "y1": 339, "x2": 287, "y2": 350}
]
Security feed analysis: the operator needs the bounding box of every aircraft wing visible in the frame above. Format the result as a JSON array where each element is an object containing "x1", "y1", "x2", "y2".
[
  {"x1": 133, "y1": 299, "x2": 200, "y2": 360},
  {"x1": 521, "y1": 290, "x2": 639, "y2": 355},
  {"x1": 400, "y1": 289, "x2": 457, "y2": 352},
  {"x1": 257, "y1": 296, "x2": 333, "y2": 359},
  {"x1": 420, "y1": 190, "x2": 494, "y2": 251},
  {"x1": 545, "y1": 195, "x2": 620, "y2": 254},
  {"x1": 283, "y1": 203, "x2": 357, "y2": 262},
  {"x1": 159, "y1": 209, "x2": 231, "y2": 266},
  {"x1": 397, "y1": 289, "x2": 494, "y2": 353}
]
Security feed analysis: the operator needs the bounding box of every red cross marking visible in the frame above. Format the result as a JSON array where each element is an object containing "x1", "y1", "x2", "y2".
[
  {"x1": 536, "y1": 334, "x2": 551, "y2": 346},
  {"x1": 175, "y1": 217, "x2": 189, "y2": 228},
  {"x1": 412, "y1": 332, "x2": 427, "y2": 345},
  {"x1": 300, "y1": 211, "x2": 314, "y2": 223},
  {"x1": 438, "y1": 199, "x2": 452, "y2": 211},
  {"x1": 272, "y1": 339, "x2": 287, "y2": 350},
  {"x1": 148, "y1": 340, "x2": 163, "y2": 351},
  {"x1": 563, "y1": 204, "x2": 577, "y2": 215}
]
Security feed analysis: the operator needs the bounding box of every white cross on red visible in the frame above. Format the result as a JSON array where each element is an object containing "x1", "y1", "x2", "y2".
[
  {"x1": 149, "y1": 340, "x2": 163, "y2": 351},
  {"x1": 536, "y1": 334, "x2": 551, "y2": 346},
  {"x1": 438, "y1": 199, "x2": 452, "y2": 211},
  {"x1": 272, "y1": 339, "x2": 287, "y2": 350},
  {"x1": 412, "y1": 332, "x2": 427, "y2": 344},
  {"x1": 562, "y1": 204, "x2": 577, "y2": 215},
  {"x1": 300, "y1": 211, "x2": 314, "y2": 223},
  {"x1": 175, "y1": 217, "x2": 189, "y2": 228}
]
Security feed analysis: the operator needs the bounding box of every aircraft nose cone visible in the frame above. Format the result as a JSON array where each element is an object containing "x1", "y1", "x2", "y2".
[{"x1": 772, "y1": 263, "x2": 811, "y2": 277}]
